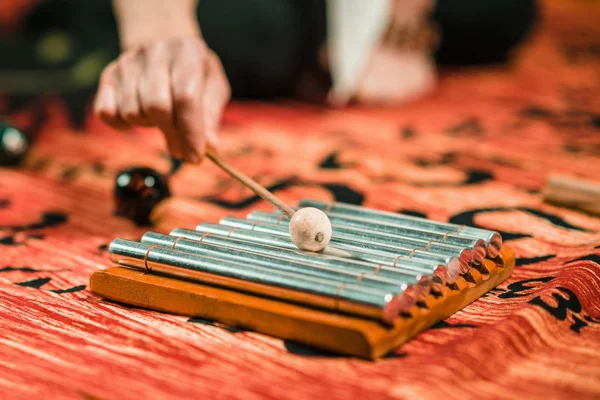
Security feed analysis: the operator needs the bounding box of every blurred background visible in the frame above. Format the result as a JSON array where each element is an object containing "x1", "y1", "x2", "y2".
[{"x1": 0, "y1": 0, "x2": 538, "y2": 130}]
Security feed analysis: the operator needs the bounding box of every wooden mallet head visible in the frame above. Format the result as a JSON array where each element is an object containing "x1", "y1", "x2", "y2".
[
  {"x1": 204, "y1": 150, "x2": 333, "y2": 252},
  {"x1": 288, "y1": 207, "x2": 333, "y2": 252}
]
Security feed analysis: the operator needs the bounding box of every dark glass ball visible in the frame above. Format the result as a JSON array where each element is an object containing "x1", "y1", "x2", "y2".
[
  {"x1": 114, "y1": 167, "x2": 171, "y2": 226},
  {"x1": 0, "y1": 122, "x2": 30, "y2": 166}
]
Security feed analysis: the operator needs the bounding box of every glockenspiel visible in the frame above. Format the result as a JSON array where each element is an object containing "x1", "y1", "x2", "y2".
[{"x1": 90, "y1": 199, "x2": 515, "y2": 359}]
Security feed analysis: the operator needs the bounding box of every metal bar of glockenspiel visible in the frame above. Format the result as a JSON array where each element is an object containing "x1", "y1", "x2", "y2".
[
  {"x1": 244, "y1": 212, "x2": 474, "y2": 270},
  {"x1": 109, "y1": 239, "x2": 404, "y2": 323},
  {"x1": 231, "y1": 215, "x2": 462, "y2": 274},
  {"x1": 187, "y1": 225, "x2": 433, "y2": 285},
  {"x1": 299, "y1": 199, "x2": 502, "y2": 258},
  {"x1": 216, "y1": 217, "x2": 459, "y2": 285},
  {"x1": 172, "y1": 226, "x2": 434, "y2": 299},
  {"x1": 184, "y1": 223, "x2": 449, "y2": 291},
  {"x1": 141, "y1": 232, "x2": 410, "y2": 296},
  {"x1": 252, "y1": 210, "x2": 487, "y2": 264}
]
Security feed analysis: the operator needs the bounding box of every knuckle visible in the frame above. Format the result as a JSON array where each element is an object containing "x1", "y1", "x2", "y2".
[
  {"x1": 170, "y1": 37, "x2": 187, "y2": 54},
  {"x1": 94, "y1": 95, "x2": 115, "y2": 115},
  {"x1": 97, "y1": 107, "x2": 115, "y2": 121},
  {"x1": 174, "y1": 65, "x2": 195, "y2": 81},
  {"x1": 118, "y1": 89, "x2": 135, "y2": 106},
  {"x1": 142, "y1": 96, "x2": 171, "y2": 116},
  {"x1": 221, "y1": 80, "x2": 232, "y2": 99},
  {"x1": 117, "y1": 54, "x2": 137, "y2": 76},
  {"x1": 119, "y1": 102, "x2": 140, "y2": 122},
  {"x1": 136, "y1": 46, "x2": 149, "y2": 62},
  {"x1": 174, "y1": 90, "x2": 198, "y2": 108},
  {"x1": 172, "y1": 72, "x2": 203, "y2": 106},
  {"x1": 192, "y1": 39, "x2": 207, "y2": 55},
  {"x1": 98, "y1": 111, "x2": 123, "y2": 129},
  {"x1": 211, "y1": 84, "x2": 231, "y2": 106},
  {"x1": 208, "y1": 53, "x2": 230, "y2": 99},
  {"x1": 142, "y1": 41, "x2": 167, "y2": 62},
  {"x1": 94, "y1": 99, "x2": 109, "y2": 115},
  {"x1": 119, "y1": 49, "x2": 138, "y2": 64},
  {"x1": 120, "y1": 110, "x2": 138, "y2": 123},
  {"x1": 212, "y1": 76, "x2": 231, "y2": 103},
  {"x1": 207, "y1": 50, "x2": 221, "y2": 65},
  {"x1": 174, "y1": 37, "x2": 206, "y2": 60},
  {"x1": 99, "y1": 65, "x2": 116, "y2": 86}
]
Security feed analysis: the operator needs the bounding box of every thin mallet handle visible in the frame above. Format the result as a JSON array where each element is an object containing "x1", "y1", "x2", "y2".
[{"x1": 206, "y1": 149, "x2": 296, "y2": 218}]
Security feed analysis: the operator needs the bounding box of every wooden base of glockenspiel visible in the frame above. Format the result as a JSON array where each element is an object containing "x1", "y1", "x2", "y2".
[{"x1": 90, "y1": 246, "x2": 515, "y2": 360}]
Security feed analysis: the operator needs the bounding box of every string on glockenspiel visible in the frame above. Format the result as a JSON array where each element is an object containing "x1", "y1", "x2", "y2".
[
  {"x1": 107, "y1": 198, "x2": 504, "y2": 324},
  {"x1": 188, "y1": 223, "x2": 440, "y2": 289},
  {"x1": 108, "y1": 238, "x2": 406, "y2": 323},
  {"x1": 246, "y1": 210, "x2": 488, "y2": 266},
  {"x1": 298, "y1": 199, "x2": 503, "y2": 258},
  {"x1": 244, "y1": 212, "x2": 475, "y2": 270},
  {"x1": 216, "y1": 217, "x2": 461, "y2": 283},
  {"x1": 168, "y1": 226, "x2": 434, "y2": 299},
  {"x1": 236, "y1": 201, "x2": 500, "y2": 279},
  {"x1": 141, "y1": 232, "x2": 410, "y2": 295}
]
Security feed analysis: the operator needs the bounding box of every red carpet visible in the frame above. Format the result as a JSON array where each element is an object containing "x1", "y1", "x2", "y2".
[{"x1": 1, "y1": 1, "x2": 600, "y2": 398}]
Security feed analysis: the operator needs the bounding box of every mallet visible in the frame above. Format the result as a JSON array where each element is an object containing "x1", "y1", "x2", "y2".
[{"x1": 205, "y1": 149, "x2": 332, "y2": 252}]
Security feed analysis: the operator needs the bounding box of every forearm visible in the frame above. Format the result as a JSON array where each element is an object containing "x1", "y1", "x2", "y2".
[{"x1": 112, "y1": 0, "x2": 200, "y2": 50}]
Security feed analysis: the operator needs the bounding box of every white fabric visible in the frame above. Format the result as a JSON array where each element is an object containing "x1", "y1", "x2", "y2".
[{"x1": 326, "y1": 0, "x2": 392, "y2": 101}]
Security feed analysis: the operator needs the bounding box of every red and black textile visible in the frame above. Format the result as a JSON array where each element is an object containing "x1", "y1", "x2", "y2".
[{"x1": 1, "y1": 1, "x2": 599, "y2": 399}]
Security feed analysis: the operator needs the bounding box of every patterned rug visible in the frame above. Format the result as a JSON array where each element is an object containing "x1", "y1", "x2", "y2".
[{"x1": 1, "y1": 1, "x2": 599, "y2": 398}]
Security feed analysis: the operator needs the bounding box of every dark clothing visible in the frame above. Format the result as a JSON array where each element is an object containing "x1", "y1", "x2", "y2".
[
  {"x1": 0, "y1": 0, "x2": 537, "y2": 100},
  {"x1": 198, "y1": 0, "x2": 327, "y2": 100},
  {"x1": 433, "y1": 0, "x2": 538, "y2": 65}
]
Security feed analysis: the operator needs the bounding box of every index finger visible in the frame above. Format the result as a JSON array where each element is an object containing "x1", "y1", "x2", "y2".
[{"x1": 170, "y1": 41, "x2": 207, "y2": 163}]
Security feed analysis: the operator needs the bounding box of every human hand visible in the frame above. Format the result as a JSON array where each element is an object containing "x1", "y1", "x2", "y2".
[{"x1": 94, "y1": 35, "x2": 231, "y2": 163}]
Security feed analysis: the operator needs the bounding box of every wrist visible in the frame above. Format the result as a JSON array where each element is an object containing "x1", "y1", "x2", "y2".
[
  {"x1": 113, "y1": 0, "x2": 200, "y2": 50},
  {"x1": 119, "y1": 18, "x2": 200, "y2": 51}
]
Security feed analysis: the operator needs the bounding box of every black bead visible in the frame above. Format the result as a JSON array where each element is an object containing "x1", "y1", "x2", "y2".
[
  {"x1": 0, "y1": 122, "x2": 30, "y2": 167},
  {"x1": 114, "y1": 167, "x2": 171, "y2": 226}
]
